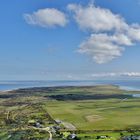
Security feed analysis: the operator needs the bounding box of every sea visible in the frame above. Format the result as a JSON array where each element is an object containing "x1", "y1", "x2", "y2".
[{"x1": 0, "y1": 79, "x2": 140, "y2": 91}]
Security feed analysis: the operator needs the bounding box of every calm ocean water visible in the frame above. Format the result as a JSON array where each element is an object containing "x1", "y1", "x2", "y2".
[{"x1": 0, "y1": 80, "x2": 140, "y2": 91}]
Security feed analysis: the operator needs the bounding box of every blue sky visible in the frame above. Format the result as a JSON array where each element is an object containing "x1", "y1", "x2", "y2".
[{"x1": 0, "y1": 0, "x2": 140, "y2": 80}]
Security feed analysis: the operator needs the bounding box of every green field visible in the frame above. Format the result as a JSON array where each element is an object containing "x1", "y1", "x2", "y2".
[
  {"x1": 45, "y1": 99, "x2": 140, "y2": 130},
  {"x1": 0, "y1": 85, "x2": 140, "y2": 139}
]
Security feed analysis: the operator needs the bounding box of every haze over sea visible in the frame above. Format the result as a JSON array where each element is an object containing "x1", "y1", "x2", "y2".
[{"x1": 0, "y1": 79, "x2": 140, "y2": 91}]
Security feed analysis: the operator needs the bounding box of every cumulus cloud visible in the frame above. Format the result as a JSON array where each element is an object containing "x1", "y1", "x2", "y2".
[
  {"x1": 68, "y1": 3, "x2": 140, "y2": 63},
  {"x1": 24, "y1": 3, "x2": 140, "y2": 64},
  {"x1": 127, "y1": 24, "x2": 140, "y2": 41},
  {"x1": 67, "y1": 3, "x2": 127, "y2": 32},
  {"x1": 78, "y1": 33, "x2": 126, "y2": 64},
  {"x1": 24, "y1": 8, "x2": 68, "y2": 28}
]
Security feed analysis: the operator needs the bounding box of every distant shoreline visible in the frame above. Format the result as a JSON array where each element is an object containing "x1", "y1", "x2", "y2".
[
  {"x1": 0, "y1": 85, "x2": 138, "y2": 92},
  {"x1": 1, "y1": 84, "x2": 118, "y2": 92},
  {"x1": 0, "y1": 80, "x2": 140, "y2": 92}
]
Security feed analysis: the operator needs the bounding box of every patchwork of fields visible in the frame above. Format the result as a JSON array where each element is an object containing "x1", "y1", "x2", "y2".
[
  {"x1": 0, "y1": 85, "x2": 140, "y2": 139},
  {"x1": 45, "y1": 99, "x2": 140, "y2": 130}
]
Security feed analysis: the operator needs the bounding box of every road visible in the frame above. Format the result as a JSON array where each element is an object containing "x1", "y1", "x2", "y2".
[{"x1": 32, "y1": 127, "x2": 53, "y2": 140}]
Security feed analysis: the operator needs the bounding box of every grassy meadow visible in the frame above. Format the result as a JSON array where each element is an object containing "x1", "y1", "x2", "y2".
[
  {"x1": 0, "y1": 85, "x2": 140, "y2": 139},
  {"x1": 45, "y1": 99, "x2": 140, "y2": 130}
]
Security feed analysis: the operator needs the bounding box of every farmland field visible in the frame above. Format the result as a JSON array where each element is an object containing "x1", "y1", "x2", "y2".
[
  {"x1": 45, "y1": 99, "x2": 140, "y2": 130},
  {"x1": 0, "y1": 85, "x2": 140, "y2": 139}
]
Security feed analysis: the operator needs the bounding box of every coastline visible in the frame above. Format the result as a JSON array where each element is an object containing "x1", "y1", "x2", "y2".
[
  {"x1": 119, "y1": 85, "x2": 140, "y2": 91},
  {"x1": 0, "y1": 80, "x2": 140, "y2": 93},
  {"x1": 0, "y1": 84, "x2": 139, "y2": 92},
  {"x1": 0, "y1": 84, "x2": 118, "y2": 92}
]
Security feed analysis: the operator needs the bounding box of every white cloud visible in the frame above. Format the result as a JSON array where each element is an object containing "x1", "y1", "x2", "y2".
[
  {"x1": 127, "y1": 24, "x2": 140, "y2": 41},
  {"x1": 24, "y1": 8, "x2": 68, "y2": 28},
  {"x1": 67, "y1": 3, "x2": 127, "y2": 32},
  {"x1": 78, "y1": 33, "x2": 125, "y2": 64},
  {"x1": 68, "y1": 3, "x2": 140, "y2": 64},
  {"x1": 65, "y1": 72, "x2": 140, "y2": 80},
  {"x1": 90, "y1": 72, "x2": 140, "y2": 78},
  {"x1": 24, "y1": 3, "x2": 140, "y2": 64},
  {"x1": 90, "y1": 72, "x2": 117, "y2": 77},
  {"x1": 121, "y1": 72, "x2": 140, "y2": 77}
]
